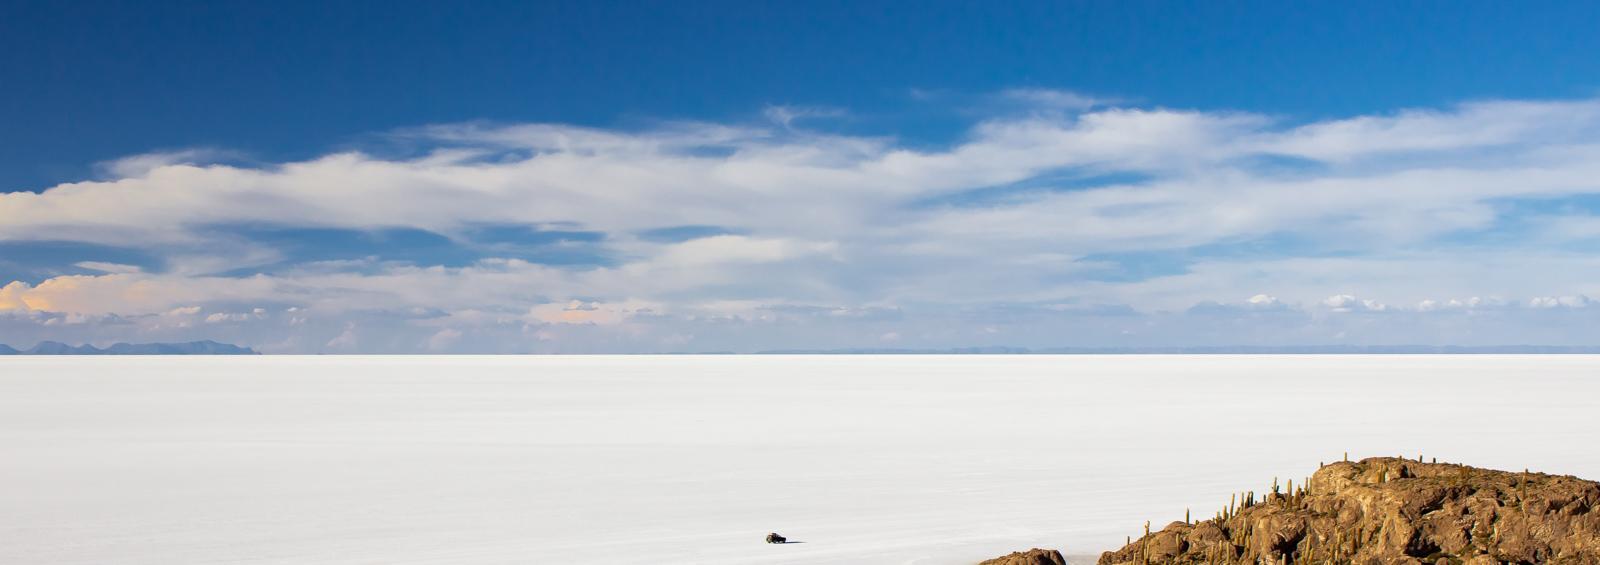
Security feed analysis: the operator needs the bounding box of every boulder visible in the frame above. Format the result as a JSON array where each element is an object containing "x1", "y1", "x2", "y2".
[{"x1": 980, "y1": 548, "x2": 1067, "y2": 565}]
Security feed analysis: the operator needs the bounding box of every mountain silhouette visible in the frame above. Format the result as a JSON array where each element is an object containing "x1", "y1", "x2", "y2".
[{"x1": 0, "y1": 340, "x2": 257, "y2": 355}]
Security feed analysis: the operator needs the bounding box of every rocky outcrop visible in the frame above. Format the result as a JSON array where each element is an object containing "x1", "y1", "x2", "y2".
[
  {"x1": 1093, "y1": 457, "x2": 1600, "y2": 564},
  {"x1": 981, "y1": 548, "x2": 1068, "y2": 565}
]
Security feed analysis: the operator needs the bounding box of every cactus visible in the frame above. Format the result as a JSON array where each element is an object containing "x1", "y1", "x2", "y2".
[
  {"x1": 1141, "y1": 521, "x2": 1151, "y2": 565},
  {"x1": 1519, "y1": 469, "x2": 1529, "y2": 512}
]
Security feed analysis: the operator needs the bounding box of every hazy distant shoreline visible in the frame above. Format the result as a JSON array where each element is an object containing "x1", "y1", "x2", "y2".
[
  {"x1": 6, "y1": 343, "x2": 1600, "y2": 355},
  {"x1": 0, "y1": 340, "x2": 257, "y2": 355}
]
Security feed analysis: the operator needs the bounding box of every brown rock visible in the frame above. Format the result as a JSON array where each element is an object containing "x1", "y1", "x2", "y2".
[
  {"x1": 979, "y1": 544, "x2": 1068, "y2": 563},
  {"x1": 1081, "y1": 457, "x2": 1600, "y2": 564},
  {"x1": 979, "y1": 548, "x2": 1067, "y2": 565}
]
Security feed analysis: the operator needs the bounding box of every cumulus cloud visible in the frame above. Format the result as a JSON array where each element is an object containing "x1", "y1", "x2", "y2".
[
  {"x1": 1529, "y1": 295, "x2": 1592, "y2": 309},
  {"x1": 1321, "y1": 294, "x2": 1387, "y2": 313},
  {"x1": 1246, "y1": 294, "x2": 1283, "y2": 308},
  {"x1": 7, "y1": 94, "x2": 1600, "y2": 351},
  {"x1": 0, "y1": 282, "x2": 33, "y2": 312}
]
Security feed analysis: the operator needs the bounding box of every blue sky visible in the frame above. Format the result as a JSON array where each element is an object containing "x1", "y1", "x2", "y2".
[{"x1": 5, "y1": 1, "x2": 1600, "y2": 352}]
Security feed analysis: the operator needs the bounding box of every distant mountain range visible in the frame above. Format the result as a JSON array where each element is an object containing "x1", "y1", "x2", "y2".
[{"x1": 0, "y1": 340, "x2": 258, "y2": 355}]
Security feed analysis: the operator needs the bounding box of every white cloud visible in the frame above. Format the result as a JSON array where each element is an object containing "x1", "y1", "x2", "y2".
[
  {"x1": 324, "y1": 324, "x2": 358, "y2": 350},
  {"x1": 999, "y1": 88, "x2": 1104, "y2": 110},
  {"x1": 1257, "y1": 99, "x2": 1600, "y2": 162},
  {"x1": 7, "y1": 94, "x2": 1600, "y2": 350},
  {"x1": 1245, "y1": 294, "x2": 1284, "y2": 309},
  {"x1": 0, "y1": 282, "x2": 33, "y2": 312},
  {"x1": 426, "y1": 328, "x2": 463, "y2": 351},
  {"x1": 205, "y1": 312, "x2": 255, "y2": 324},
  {"x1": 762, "y1": 105, "x2": 847, "y2": 128},
  {"x1": 1529, "y1": 295, "x2": 1592, "y2": 309},
  {"x1": 1321, "y1": 294, "x2": 1387, "y2": 313},
  {"x1": 96, "y1": 149, "x2": 229, "y2": 178},
  {"x1": 649, "y1": 235, "x2": 838, "y2": 267},
  {"x1": 527, "y1": 300, "x2": 650, "y2": 326},
  {"x1": 74, "y1": 262, "x2": 143, "y2": 274}
]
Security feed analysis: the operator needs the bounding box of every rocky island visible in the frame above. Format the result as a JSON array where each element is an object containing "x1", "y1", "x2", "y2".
[{"x1": 988, "y1": 457, "x2": 1600, "y2": 564}]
